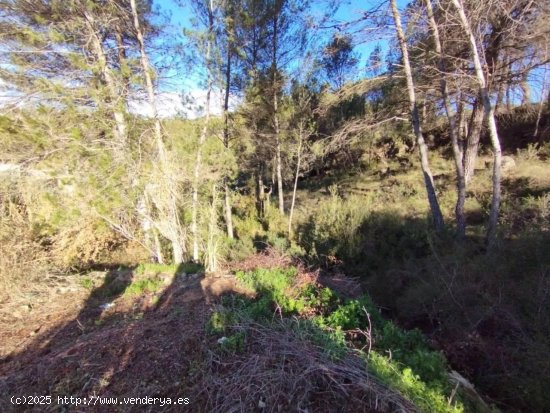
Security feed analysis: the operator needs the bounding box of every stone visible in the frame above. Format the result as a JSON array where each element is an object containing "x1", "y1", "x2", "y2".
[{"x1": 501, "y1": 155, "x2": 516, "y2": 172}]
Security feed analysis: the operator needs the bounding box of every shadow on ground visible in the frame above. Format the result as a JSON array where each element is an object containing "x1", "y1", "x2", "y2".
[{"x1": 0, "y1": 263, "x2": 226, "y2": 412}]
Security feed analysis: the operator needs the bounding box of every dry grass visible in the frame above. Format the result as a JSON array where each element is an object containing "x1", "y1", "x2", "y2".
[
  {"x1": 200, "y1": 320, "x2": 417, "y2": 413},
  {"x1": 0, "y1": 198, "x2": 50, "y2": 303},
  {"x1": 227, "y1": 246, "x2": 293, "y2": 272}
]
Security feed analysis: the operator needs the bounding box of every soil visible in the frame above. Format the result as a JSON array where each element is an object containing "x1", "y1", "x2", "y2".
[{"x1": 0, "y1": 269, "x2": 239, "y2": 412}]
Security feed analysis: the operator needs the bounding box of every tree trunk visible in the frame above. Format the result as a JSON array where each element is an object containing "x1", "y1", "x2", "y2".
[
  {"x1": 533, "y1": 66, "x2": 547, "y2": 144},
  {"x1": 223, "y1": 43, "x2": 234, "y2": 239},
  {"x1": 131, "y1": 0, "x2": 185, "y2": 262},
  {"x1": 224, "y1": 182, "x2": 234, "y2": 238},
  {"x1": 288, "y1": 126, "x2": 303, "y2": 237},
  {"x1": 205, "y1": 184, "x2": 218, "y2": 272},
  {"x1": 390, "y1": 0, "x2": 444, "y2": 231},
  {"x1": 137, "y1": 194, "x2": 164, "y2": 263},
  {"x1": 463, "y1": 99, "x2": 484, "y2": 185},
  {"x1": 257, "y1": 165, "x2": 265, "y2": 217},
  {"x1": 276, "y1": 133, "x2": 284, "y2": 214},
  {"x1": 457, "y1": 94, "x2": 467, "y2": 161},
  {"x1": 450, "y1": 0, "x2": 502, "y2": 247},
  {"x1": 272, "y1": 13, "x2": 284, "y2": 215},
  {"x1": 425, "y1": 0, "x2": 466, "y2": 237},
  {"x1": 153, "y1": 228, "x2": 164, "y2": 264},
  {"x1": 83, "y1": 11, "x2": 127, "y2": 153},
  {"x1": 191, "y1": 0, "x2": 214, "y2": 262}
]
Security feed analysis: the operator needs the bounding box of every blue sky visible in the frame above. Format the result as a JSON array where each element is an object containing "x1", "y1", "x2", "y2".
[
  {"x1": 151, "y1": 0, "x2": 408, "y2": 92},
  {"x1": 150, "y1": 0, "x2": 547, "y2": 104}
]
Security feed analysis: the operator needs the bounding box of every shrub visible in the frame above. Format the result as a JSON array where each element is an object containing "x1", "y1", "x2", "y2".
[
  {"x1": 235, "y1": 267, "x2": 309, "y2": 317},
  {"x1": 298, "y1": 188, "x2": 430, "y2": 274},
  {"x1": 220, "y1": 266, "x2": 464, "y2": 412},
  {"x1": 299, "y1": 186, "x2": 371, "y2": 263},
  {"x1": 368, "y1": 352, "x2": 463, "y2": 413},
  {"x1": 206, "y1": 310, "x2": 236, "y2": 335}
]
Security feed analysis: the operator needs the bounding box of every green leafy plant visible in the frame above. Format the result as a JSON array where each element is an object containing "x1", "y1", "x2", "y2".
[{"x1": 124, "y1": 277, "x2": 163, "y2": 296}]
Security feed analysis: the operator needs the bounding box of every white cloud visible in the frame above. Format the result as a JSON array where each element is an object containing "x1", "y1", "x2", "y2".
[{"x1": 129, "y1": 89, "x2": 239, "y2": 119}]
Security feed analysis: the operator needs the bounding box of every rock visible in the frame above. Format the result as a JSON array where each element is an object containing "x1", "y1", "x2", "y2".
[
  {"x1": 501, "y1": 155, "x2": 516, "y2": 172},
  {"x1": 159, "y1": 273, "x2": 173, "y2": 286},
  {"x1": 99, "y1": 302, "x2": 114, "y2": 310}
]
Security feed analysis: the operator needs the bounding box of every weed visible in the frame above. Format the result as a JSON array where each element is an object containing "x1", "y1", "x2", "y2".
[
  {"x1": 135, "y1": 262, "x2": 179, "y2": 275},
  {"x1": 368, "y1": 352, "x2": 463, "y2": 413},
  {"x1": 80, "y1": 277, "x2": 94, "y2": 290},
  {"x1": 206, "y1": 310, "x2": 236, "y2": 335},
  {"x1": 516, "y1": 143, "x2": 540, "y2": 162},
  {"x1": 124, "y1": 277, "x2": 163, "y2": 296}
]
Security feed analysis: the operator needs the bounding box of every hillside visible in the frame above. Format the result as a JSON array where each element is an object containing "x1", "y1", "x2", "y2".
[
  {"x1": 0, "y1": 254, "x2": 479, "y2": 413},
  {"x1": 1, "y1": 0, "x2": 549, "y2": 411}
]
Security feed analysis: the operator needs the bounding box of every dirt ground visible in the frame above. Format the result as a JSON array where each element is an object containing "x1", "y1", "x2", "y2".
[
  {"x1": 0, "y1": 268, "x2": 244, "y2": 413},
  {"x1": 1, "y1": 250, "x2": 406, "y2": 413}
]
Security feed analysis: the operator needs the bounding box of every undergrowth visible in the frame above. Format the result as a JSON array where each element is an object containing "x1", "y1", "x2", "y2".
[
  {"x1": 207, "y1": 266, "x2": 473, "y2": 413},
  {"x1": 124, "y1": 277, "x2": 163, "y2": 296}
]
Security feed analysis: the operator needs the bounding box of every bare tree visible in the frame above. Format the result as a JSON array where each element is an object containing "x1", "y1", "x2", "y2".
[
  {"x1": 425, "y1": 0, "x2": 466, "y2": 237},
  {"x1": 390, "y1": 0, "x2": 444, "y2": 232},
  {"x1": 130, "y1": 0, "x2": 186, "y2": 263},
  {"x1": 449, "y1": 0, "x2": 502, "y2": 247}
]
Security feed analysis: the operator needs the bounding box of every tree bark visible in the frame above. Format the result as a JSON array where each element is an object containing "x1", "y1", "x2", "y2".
[
  {"x1": 205, "y1": 184, "x2": 218, "y2": 272},
  {"x1": 450, "y1": 0, "x2": 502, "y2": 247},
  {"x1": 257, "y1": 164, "x2": 265, "y2": 217},
  {"x1": 390, "y1": 0, "x2": 444, "y2": 231},
  {"x1": 533, "y1": 66, "x2": 547, "y2": 144},
  {"x1": 457, "y1": 94, "x2": 467, "y2": 160},
  {"x1": 223, "y1": 41, "x2": 234, "y2": 239},
  {"x1": 463, "y1": 99, "x2": 484, "y2": 184},
  {"x1": 425, "y1": 0, "x2": 466, "y2": 238},
  {"x1": 288, "y1": 125, "x2": 303, "y2": 237}
]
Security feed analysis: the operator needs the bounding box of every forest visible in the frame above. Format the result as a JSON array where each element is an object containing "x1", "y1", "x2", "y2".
[{"x1": 0, "y1": 0, "x2": 549, "y2": 412}]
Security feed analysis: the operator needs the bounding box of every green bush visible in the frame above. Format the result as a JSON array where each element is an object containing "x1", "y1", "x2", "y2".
[
  {"x1": 298, "y1": 189, "x2": 431, "y2": 274},
  {"x1": 368, "y1": 352, "x2": 463, "y2": 413},
  {"x1": 206, "y1": 310, "x2": 236, "y2": 335},
  {"x1": 235, "y1": 267, "x2": 309, "y2": 317},
  {"x1": 221, "y1": 266, "x2": 462, "y2": 411},
  {"x1": 299, "y1": 186, "x2": 371, "y2": 263}
]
